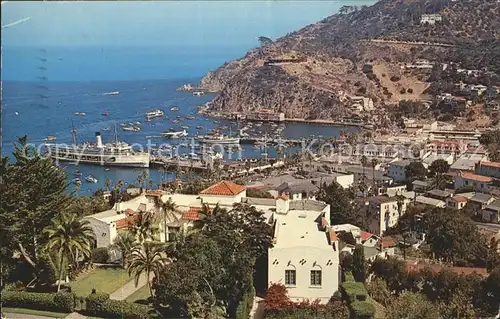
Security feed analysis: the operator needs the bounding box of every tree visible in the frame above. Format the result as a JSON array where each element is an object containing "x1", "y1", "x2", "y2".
[
  {"x1": 370, "y1": 257, "x2": 408, "y2": 293},
  {"x1": 486, "y1": 238, "x2": 500, "y2": 272},
  {"x1": 367, "y1": 278, "x2": 391, "y2": 307},
  {"x1": 128, "y1": 242, "x2": 168, "y2": 298},
  {"x1": 1, "y1": 137, "x2": 71, "y2": 273},
  {"x1": 340, "y1": 251, "x2": 353, "y2": 272},
  {"x1": 44, "y1": 213, "x2": 94, "y2": 292},
  {"x1": 405, "y1": 162, "x2": 427, "y2": 181},
  {"x1": 476, "y1": 268, "x2": 500, "y2": 315},
  {"x1": 479, "y1": 130, "x2": 500, "y2": 161},
  {"x1": 161, "y1": 198, "x2": 180, "y2": 243},
  {"x1": 317, "y1": 182, "x2": 368, "y2": 229},
  {"x1": 386, "y1": 292, "x2": 440, "y2": 319},
  {"x1": 428, "y1": 159, "x2": 450, "y2": 177},
  {"x1": 360, "y1": 156, "x2": 368, "y2": 185},
  {"x1": 352, "y1": 244, "x2": 367, "y2": 282},
  {"x1": 130, "y1": 211, "x2": 159, "y2": 244},
  {"x1": 371, "y1": 158, "x2": 378, "y2": 189},
  {"x1": 423, "y1": 208, "x2": 488, "y2": 266},
  {"x1": 110, "y1": 231, "x2": 137, "y2": 268}
]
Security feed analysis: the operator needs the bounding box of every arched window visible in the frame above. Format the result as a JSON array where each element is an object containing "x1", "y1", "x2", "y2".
[
  {"x1": 284, "y1": 264, "x2": 296, "y2": 286},
  {"x1": 310, "y1": 264, "x2": 322, "y2": 286}
]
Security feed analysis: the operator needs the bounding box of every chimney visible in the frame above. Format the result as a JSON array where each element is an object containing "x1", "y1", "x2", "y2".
[{"x1": 95, "y1": 132, "x2": 103, "y2": 148}]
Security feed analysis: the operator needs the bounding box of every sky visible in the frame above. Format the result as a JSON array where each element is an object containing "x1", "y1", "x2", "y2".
[{"x1": 1, "y1": 0, "x2": 375, "y2": 47}]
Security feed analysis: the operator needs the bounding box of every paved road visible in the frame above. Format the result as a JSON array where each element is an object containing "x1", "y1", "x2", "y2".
[
  {"x1": 109, "y1": 272, "x2": 153, "y2": 301},
  {"x1": 3, "y1": 314, "x2": 56, "y2": 319}
]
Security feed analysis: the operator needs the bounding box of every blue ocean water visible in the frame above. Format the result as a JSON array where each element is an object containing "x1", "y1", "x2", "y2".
[{"x1": 2, "y1": 44, "x2": 357, "y2": 194}]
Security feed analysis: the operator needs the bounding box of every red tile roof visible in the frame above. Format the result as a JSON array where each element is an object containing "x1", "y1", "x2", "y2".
[
  {"x1": 453, "y1": 195, "x2": 468, "y2": 203},
  {"x1": 115, "y1": 213, "x2": 139, "y2": 230},
  {"x1": 276, "y1": 193, "x2": 290, "y2": 200},
  {"x1": 145, "y1": 190, "x2": 162, "y2": 197},
  {"x1": 182, "y1": 207, "x2": 202, "y2": 221},
  {"x1": 360, "y1": 231, "x2": 375, "y2": 241},
  {"x1": 381, "y1": 236, "x2": 397, "y2": 248},
  {"x1": 200, "y1": 180, "x2": 246, "y2": 196},
  {"x1": 459, "y1": 172, "x2": 493, "y2": 183},
  {"x1": 405, "y1": 261, "x2": 488, "y2": 277},
  {"x1": 479, "y1": 161, "x2": 500, "y2": 169}
]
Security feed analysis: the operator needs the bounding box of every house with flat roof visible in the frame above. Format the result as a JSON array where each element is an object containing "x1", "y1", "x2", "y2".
[
  {"x1": 446, "y1": 195, "x2": 469, "y2": 210},
  {"x1": 415, "y1": 195, "x2": 446, "y2": 208},
  {"x1": 388, "y1": 160, "x2": 411, "y2": 182},
  {"x1": 269, "y1": 198, "x2": 339, "y2": 304},
  {"x1": 475, "y1": 161, "x2": 500, "y2": 179},
  {"x1": 449, "y1": 153, "x2": 487, "y2": 172},
  {"x1": 482, "y1": 199, "x2": 500, "y2": 224},
  {"x1": 360, "y1": 195, "x2": 411, "y2": 236}
]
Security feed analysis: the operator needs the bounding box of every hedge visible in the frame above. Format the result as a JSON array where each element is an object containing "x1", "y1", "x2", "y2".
[
  {"x1": 86, "y1": 292, "x2": 150, "y2": 318},
  {"x1": 349, "y1": 301, "x2": 375, "y2": 319},
  {"x1": 341, "y1": 282, "x2": 368, "y2": 302},
  {"x1": 235, "y1": 284, "x2": 255, "y2": 319},
  {"x1": 344, "y1": 271, "x2": 355, "y2": 282},
  {"x1": 1, "y1": 291, "x2": 76, "y2": 312}
]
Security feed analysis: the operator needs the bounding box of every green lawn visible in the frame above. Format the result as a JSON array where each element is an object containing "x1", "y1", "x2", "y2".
[
  {"x1": 2, "y1": 307, "x2": 69, "y2": 318},
  {"x1": 70, "y1": 267, "x2": 131, "y2": 297},
  {"x1": 125, "y1": 284, "x2": 151, "y2": 303}
]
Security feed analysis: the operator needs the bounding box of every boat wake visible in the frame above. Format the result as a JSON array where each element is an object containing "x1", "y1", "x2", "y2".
[{"x1": 101, "y1": 91, "x2": 120, "y2": 96}]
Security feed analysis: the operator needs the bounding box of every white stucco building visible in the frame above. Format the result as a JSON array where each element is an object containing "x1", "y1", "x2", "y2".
[
  {"x1": 362, "y1": 195, "x2": 411, "y2": 236},
  {"x1": 268, "y1": 197, "x2": 339, "y2": 304}
]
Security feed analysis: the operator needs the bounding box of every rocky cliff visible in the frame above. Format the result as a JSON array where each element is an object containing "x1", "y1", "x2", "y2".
[{"x1": 199, "y1": 0, "x2": 500, "y2": 120}]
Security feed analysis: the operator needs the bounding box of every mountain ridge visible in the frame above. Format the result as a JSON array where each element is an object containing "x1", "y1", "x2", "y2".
[{"x1": 199, "y1": 0, "x2": 500, "y2": 120}]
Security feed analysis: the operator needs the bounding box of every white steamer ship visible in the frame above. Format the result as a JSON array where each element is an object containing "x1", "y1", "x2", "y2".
[{"x1": 44, "y1": 124, "x2": 150, "y2": 168}]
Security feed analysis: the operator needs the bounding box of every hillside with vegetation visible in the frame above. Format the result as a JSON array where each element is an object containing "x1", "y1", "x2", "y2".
[{"x1": 199, "y1": 0, "x2": 500, "y2": 120}]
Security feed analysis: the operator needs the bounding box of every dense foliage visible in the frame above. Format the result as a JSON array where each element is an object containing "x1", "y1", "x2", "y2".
[
  {"x1": 2, "y1": 291, "x2": 76, "y2": 313},
  {"x1": 86, "y1": 292, "x2": 150, "y2": 319},
  {"x1": 153, "y1": 203, "x2": 273, "y2": 318}
]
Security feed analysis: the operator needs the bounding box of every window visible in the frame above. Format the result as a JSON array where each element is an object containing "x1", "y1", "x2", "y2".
[
  {"x1": 285, "y1": 270, "x2": 296, "y2": 286},
  {"x1": 168, "y1": 226, "x2": 180, "y2": 242},
  {"x1": 310, "y1": 270, "x2": 322, "y2": 286}
]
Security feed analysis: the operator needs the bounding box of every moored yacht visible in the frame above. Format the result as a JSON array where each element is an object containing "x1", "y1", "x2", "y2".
[
  {"x1": 145, "y1": 110, "x2": 164, "y2": 119},
  {"x1": 161, "y1": 130, "x2": 188, "y2": 139}
]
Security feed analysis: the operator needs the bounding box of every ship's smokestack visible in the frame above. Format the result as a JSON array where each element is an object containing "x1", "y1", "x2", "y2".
[{"x1": 95, "y1": 132, "x2": 103, "y2": 147}]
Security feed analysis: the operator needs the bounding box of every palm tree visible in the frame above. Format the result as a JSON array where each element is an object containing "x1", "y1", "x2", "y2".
[
  {"x1": 371, "y1": 158, "x2": 378, "y2": 192},
  {"x1": 161, "y1": 198, "x2": 180, "y2": 243},
  {"x1": 105, "y1": 177, "x2": 111, "y2": 191},
  {"x1": 110, "y1": 231, "x2": 136, "y2": 268},
  {"x1": 127, "y1": 242, "x2": 168, "y2": 298},
  {"x1": 44, "y1": 213, "x2": 94, "y2": 292},
  {"x1": 360, "y1": 155, "x2": 368, "y2": 184},
  {"x1": 130, "y1": 211, "x2": 159, "y2": 244}
]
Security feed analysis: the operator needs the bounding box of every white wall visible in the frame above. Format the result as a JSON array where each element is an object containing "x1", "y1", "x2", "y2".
[
  {"x1": 200, "y1": 191, "x2": 246, "y2": 207},
  {"x1": 369, "y1": 199, "x2": 410, "y2": 236},
  {"x1": 335, "y1": 174, "x2": 354, "y2": 189},
  {"x1": 268, "y1": 245, "x2": 340, "y2": 304},
  {"x1": 85, "y1": 217, "x2": 116, "y2": 248}
]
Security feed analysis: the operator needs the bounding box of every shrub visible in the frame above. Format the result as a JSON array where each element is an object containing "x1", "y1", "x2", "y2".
[
  {"x1": 407, "y1": 88, "x2": 414, "y2": 93},
  {"x1": 1, "y1": 291, "x2": 75, "y2": 312},
  {"x1": 341, "y1": 282, "x2": 368, "y2": 302},
  {"x1": 400, "y1": 88, "x2": 407, "y2": 94},
  {"x1": 344, "y1": 271, "x2": 355, "y2": 282},
  {"x1": 92, "y1": 247, "x2": 110, "y2": 263},
  {"x1": 350, "y1": 301, "x2": 376, "y2": 319},
  {"x1": 86, "y1": 292, "x2": 149, "y2": 318},
  {"x1": 235, "y1": 284, "x2": 255, "y2": 319},
  {"x1": 86, "y1": 292, "x2": 110, "y2": 313},
  {"x1": 390, "y1": 75, "x2": 400, "y2": 82}
]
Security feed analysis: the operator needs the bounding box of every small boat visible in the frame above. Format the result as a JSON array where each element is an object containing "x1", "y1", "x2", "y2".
[
  {"x1": 180, "y1": 125, "x2": 189, "y2": 130},
  {"x1": 172, "y1": 119, "x2": 180, "y2": 124},
  {"x1": 193, "y1": 91, "x2": 205, "y2": 96},
  {"x1": 74, "y1": 112, "x2": 86, "y2": 116},
  {"x1": 45, "y1": 135, "x2": 56, "y2": 142},
  {"x1": 145, "y1": 110, "x2": 164, "y2": 119},
  {"x1": 74, "y1": 170, "x2": 82, "y2": 177},
  {"x1": 186, "y1": 116, "x2": 196, "y2": 120},
  {"x1": 196, "y1": 125, "x2": 203, "y2": 129},
  {"x1": 102, "y1": 112, "x2": 110, "y2": 116},
  {"x1": 170, "y1": 106, "x2": 179, "y2": 111},
  {"x1": 120, "y1": 123, "x2": 127, "y2": 127},
  {"x1": 102, "y1": 91, "x2": 120, "y2": 96},
  {"x1": 161, "y1": 130, "x2": 188, "y2": 139},
  {"x1": 134, "y1": 121, "x2": 141, "y2": 125},
  {"x1": 102, "y1": 127, "x2": 111, "y2": 132},
  {"x1": 85, "y1": 174, "x2": 98, "y2": 183},
  {"x1": 123, "y1": 127, "x2": 140, "y2": 132},
  {"x1": 105, "y1": 168, "x2": 110, "y2": 171},
  {"x1": 72, "y1": 178, "x2": 81, "y2": 185}
]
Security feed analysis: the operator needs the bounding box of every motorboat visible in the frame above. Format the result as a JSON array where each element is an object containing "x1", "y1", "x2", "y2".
[
  {"x1": 161, "y1": 130, "x2": 188, "y2": 139},
  {"x1": 74, "y1": 170, "x2": 82, "y2": 177},
  {"x1": 45, "y1": 136, "x2": 56, "y2": 142},
  {"x1": 85, "y1": 174, "x2": 98, "y2": 183},
  {"x1": 145, "y1": 110, "x2": 164, "y2": 119},
  {"x1": 72, "y1": 178, "x2": 81, "y2": 185},
  {"x1": 170, "y1": 106, "x2": 180, "y2": 111},
  {"x1": 123, "y1": 127, "x2": 140, "y2": 132},
  {"x1": 74, "y1": 112, "x2": 86, "y2": 116}
]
